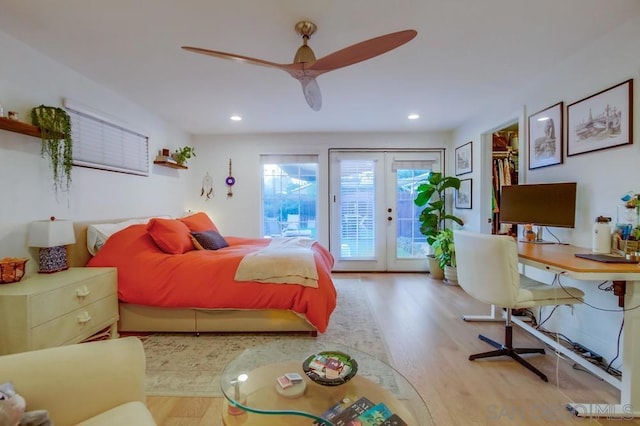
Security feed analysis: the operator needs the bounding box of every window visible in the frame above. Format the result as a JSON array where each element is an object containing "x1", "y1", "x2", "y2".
[
  {"x1": 261, "y1": 154, "x2": 318, "y2": 238},
  {"x1": 393, "y1": 162, "x2": 434, "y2": 258},
  {"x1": 338, "y1": 159, "x2": 375, "y2": 258},
  {"x1": 64, "y1": 99, "x2": 149, "y2": 176}
]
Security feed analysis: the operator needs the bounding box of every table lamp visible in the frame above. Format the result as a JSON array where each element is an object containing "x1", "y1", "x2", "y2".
[{"x1": 28, "y1": 217, "x2": 76, "y2": 273}]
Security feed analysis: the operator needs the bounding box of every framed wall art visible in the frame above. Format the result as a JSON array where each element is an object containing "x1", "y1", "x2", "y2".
[
  {"x1": 567, "y1": 79, "x2": 633, "y2": 157},
  {"x1": 455, "y1": 141, "x2": 472, "y2": 175},
  {"x1": 528, "y1": 102, "x2": 563, "y2": 169},
  {"x1": 455, "y1": 178, "x2": 472, "y2": 209}
]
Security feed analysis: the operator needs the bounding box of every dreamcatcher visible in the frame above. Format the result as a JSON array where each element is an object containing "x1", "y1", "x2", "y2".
[{"x1": 201, "y1": 172, "x2": 213, "y2": 200}]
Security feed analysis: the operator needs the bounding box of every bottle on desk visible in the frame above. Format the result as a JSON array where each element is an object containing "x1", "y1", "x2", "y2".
[
  {"x1": 523, "y1": 224, "x2": 536, "y2": 242},
  {"x1": 592, "y1": 216, "x2": 612, "y2": 254}
]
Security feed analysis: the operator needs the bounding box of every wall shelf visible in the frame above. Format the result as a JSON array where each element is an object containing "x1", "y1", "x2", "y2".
[
  {"x1": 153, "y1": 160, "x2": 188, "y2": 170},
  {"x1": 0, "y1": 117, "x2": 42, "y2": 138}
]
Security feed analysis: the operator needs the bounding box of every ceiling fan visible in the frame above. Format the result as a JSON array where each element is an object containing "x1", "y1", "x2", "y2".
[{"x1": 182, "y1": 21, "x2": 417, "y2": 111}]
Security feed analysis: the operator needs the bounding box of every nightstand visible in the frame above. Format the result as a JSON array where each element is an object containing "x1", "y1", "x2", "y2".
[{"x1": 0, "y1": 267, "x2": 118, "y2": 355}]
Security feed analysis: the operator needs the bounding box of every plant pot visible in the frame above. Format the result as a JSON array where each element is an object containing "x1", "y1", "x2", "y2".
[
  {"x1": 444, "y1": 265, "x2": 458, "y2": 285},
  {"x1": 426, "y1": 255, "x2": 444, "y2": 280}
]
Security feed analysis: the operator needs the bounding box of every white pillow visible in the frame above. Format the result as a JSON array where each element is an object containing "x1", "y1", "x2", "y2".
[{"x1": 86, "y1": 216, "x2": 170, "y2": 255}]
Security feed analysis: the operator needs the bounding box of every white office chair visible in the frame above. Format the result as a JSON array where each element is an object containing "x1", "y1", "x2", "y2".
[{"x1": 453, "y1": 230, "x2": 585, "y2": 382}]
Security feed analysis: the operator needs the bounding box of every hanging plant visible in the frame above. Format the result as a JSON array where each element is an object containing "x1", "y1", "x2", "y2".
[{"x1": 31, "y1": 105, "x2": 73, "y2": 192}]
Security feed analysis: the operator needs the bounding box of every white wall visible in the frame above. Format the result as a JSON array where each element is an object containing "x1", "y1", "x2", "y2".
[
  {"x1": 186, "y1": 131, "x2": 451, "y2": 247},
  {"x1": 0, "y1": 30, "x2": 190, "y2": 273},
  {"x1": 451, "y1": 15, "x2": 640, "y2": 371}
]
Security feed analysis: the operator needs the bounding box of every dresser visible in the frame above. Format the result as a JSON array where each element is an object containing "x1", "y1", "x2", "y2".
[{"x1": 0, "y1": 267, "x2": 118, "y2": 355}]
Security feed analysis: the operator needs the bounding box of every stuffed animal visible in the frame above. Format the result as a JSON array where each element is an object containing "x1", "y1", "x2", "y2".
[{"x1": 0, "y1": 383, "x2": 52, "y2": 426}]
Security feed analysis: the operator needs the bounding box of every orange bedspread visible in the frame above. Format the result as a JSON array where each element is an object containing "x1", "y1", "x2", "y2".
[{"x1": 87, "y1": 224, "x2": 337, "y2": 332}]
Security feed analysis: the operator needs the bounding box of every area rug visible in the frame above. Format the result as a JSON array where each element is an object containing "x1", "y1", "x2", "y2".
[{"x1": 141, "y1": 277, "x2": 394, "y2": 397}]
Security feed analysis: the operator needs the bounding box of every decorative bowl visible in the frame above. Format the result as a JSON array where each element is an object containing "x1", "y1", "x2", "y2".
[
  {"x1": 0, "y1": 258, "x2": 28, "y2": 284},
  {"x1": 302, "y1": 350, "x2": 358, "y2": 386}
]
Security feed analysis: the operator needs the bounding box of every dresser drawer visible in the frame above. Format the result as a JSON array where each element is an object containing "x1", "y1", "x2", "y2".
[
  {"x1": 30, "y1": 272, "x2": 116, "y2": 327},
  {"x1": 31, "y1": 295, "x2": 118, "y2": 350}
]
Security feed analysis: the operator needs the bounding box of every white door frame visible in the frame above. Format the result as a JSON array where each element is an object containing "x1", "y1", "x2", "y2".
[{"x1": 329, "y1": 149, "x2": 444, "y2": 272}]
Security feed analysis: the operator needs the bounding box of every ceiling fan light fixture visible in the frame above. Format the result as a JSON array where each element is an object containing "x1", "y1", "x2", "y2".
[{"x1": 294, "y1": 45, "x2": 316, "y2": 64}]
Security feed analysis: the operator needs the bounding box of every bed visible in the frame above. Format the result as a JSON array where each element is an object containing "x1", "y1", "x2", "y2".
[{"x1": 68, "y1": 213, "x2": 336, "y2": 336}]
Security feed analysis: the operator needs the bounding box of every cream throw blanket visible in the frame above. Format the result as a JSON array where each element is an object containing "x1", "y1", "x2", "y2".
[{"x1": 234, "y1": 237, "x2": 319, "y2": 287}]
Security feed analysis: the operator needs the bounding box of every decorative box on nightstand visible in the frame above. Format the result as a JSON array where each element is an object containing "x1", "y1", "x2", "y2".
[{"x1": 0, "y1": 267, "x2": 118, "y2": 355}]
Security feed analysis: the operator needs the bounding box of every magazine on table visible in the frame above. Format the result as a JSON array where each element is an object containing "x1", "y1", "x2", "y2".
[{"x1": 313, "y1": 394, "x2": 407, "y2": 426}]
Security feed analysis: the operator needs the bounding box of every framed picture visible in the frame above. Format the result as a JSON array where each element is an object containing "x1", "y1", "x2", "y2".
[
  {"x1": 455, "y1": 179, "x2": 472, "y2": 209},
  {"x1": 528, "y1": 102, "x2": 563, "y2": 169},
  {"x1": 567, "y1": 79, "x2": 633, "y2": 157},
  {"x1": 455, "y1": 141, "x2": 472, "y2": 175}
]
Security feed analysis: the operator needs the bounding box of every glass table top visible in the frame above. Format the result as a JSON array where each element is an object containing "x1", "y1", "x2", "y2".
[{"x1": 220, "y1": 340, "x2": 433, "y2": 425}]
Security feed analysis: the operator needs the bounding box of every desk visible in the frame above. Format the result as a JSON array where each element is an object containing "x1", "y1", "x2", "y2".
[{"x1": 465, "y1": 242, "x2": 640, "y2": 418}]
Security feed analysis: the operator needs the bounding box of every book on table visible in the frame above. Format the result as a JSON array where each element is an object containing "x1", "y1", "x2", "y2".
[{"x1": 314, "y1": 395, "x2": 407, "y2": 426}]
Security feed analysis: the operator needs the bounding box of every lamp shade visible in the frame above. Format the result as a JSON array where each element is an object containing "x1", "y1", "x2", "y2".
[{"x1": 28, "y1": 219, "x2": 76, "y2": 248}]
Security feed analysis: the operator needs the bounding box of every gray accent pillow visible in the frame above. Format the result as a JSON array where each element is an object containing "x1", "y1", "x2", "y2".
[{"x1": 191, "y1": 230, "x2": 229, "y2": 250}]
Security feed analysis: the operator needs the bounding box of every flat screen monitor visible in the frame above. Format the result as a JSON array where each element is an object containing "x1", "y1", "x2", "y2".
[{"x1": 499, "y1": 182, "x2": 577, "y2": 229}]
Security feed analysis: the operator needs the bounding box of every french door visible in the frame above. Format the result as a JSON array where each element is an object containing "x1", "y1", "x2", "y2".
[{"x1": 329, "y1": 150, "x2": 443, "y2": 271}]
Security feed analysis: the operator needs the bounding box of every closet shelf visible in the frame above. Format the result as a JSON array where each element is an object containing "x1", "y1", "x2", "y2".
[
  {"x1": 492, "y1": 149, "x2": 518, "y2": 158},
  {"x1": 0, "y1": 117, "x2": 42, "y2": 138}
]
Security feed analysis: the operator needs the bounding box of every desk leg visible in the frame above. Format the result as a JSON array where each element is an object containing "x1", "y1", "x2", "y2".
[
  {"x1": 621, "y1": 279, "x2": 640, "y2": 415},
  {"x1": 462, "y1": 304, "x2": 503, "y2": 322},
  {"x1": 567, "y1": 280, "x2": 640, "y2": 418}
]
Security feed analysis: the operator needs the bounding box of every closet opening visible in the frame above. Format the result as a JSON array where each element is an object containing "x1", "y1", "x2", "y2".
[{"x1": 491, "y1": 123, "x2": 519, "y2": 236}]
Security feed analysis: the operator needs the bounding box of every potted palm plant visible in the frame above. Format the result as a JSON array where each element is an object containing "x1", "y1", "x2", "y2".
[{"x1": 414, "y1": 172, "x2": 464, "y2": 279}]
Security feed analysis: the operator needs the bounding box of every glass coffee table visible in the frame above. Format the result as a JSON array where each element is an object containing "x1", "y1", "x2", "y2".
[{"x1": 221, "y1": 340, "x2": 433, "y2": 425}]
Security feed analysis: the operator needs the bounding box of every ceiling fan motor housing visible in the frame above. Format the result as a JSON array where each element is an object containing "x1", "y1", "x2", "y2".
[{"x1": 294, "y1": 21, "x2": 317, "y2": 63}]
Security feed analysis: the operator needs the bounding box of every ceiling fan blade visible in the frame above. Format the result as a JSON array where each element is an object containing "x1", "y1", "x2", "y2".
[
  {"x1": 299, "y1": 77, "x2": 322, "y2": 111},
  {"x1": 182, "y1": 46, "x2": 288, "y2": 69},
  {"x1": 307, "y1": 29, "x2": 417, "y2": 75}
]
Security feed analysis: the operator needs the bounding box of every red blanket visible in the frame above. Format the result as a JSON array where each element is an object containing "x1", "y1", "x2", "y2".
[{"x1": 87, "y1": 224, "x2": 336, "y2": 332}]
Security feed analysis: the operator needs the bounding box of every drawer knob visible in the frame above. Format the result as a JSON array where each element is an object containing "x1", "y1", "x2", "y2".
[
  {"x1": 76, "y1": 286, "x2": 91, "y2": 298},
  {"x1": 77, "y1": 311, "x2": 92, "y2": 324}
]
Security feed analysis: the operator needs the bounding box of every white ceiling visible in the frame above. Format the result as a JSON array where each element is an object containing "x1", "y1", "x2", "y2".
[{"x1": 0, "y1": 0, "x2": 638, "y2": 135}]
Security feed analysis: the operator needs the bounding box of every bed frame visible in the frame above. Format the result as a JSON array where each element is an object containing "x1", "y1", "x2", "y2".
[{"x1": 68, "y1": 219, "x2": 317, "y2": 335}]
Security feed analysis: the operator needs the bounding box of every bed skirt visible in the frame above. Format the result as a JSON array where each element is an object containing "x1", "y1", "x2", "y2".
[{"x1": 119, "y1": 303, "x2": 317, "y2": 336}]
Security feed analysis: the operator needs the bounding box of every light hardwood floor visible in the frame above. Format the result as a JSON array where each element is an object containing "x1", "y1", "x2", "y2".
[{"x1": 147, "y1": 273, "x2": 639, "y2": 425}]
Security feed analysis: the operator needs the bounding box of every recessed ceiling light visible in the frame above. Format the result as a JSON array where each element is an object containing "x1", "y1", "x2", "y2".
[
  {"x1": 230, "y1": 115, "x2": 242, "y2": 121},
  {"x1": 408, "y1": 114, "x2": 420, "y2": 120}
]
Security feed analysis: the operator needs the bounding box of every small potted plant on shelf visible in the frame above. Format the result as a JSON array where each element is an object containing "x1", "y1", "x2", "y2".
[
  {"x1": 414, "y1": 172, "x2": 464, "y2": 280},
  {"x1": 172, "y1": 146, "x2": 196, "y2": 166},
  {"x1": 31, "y1": 105, "x2": 73, "y2": 193}
]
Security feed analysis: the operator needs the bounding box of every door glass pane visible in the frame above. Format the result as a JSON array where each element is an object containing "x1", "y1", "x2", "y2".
[
  {"x1": 339, "y1": 160, "x2": 375, "y2": 259},
  {"x1": 261, "y1": 158, "x2": 318, "y2": 239},
  {"x1": 395, "y1": 168, "x2": 431, "y2": 258}
]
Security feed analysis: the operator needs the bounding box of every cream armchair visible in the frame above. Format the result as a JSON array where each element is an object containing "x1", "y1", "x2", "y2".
[{"x1": 0, "y1": 337, "x2": 156, "y2": 426}]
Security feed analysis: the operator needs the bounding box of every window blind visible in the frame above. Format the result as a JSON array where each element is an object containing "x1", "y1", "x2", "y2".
[
  {"x1": 64, "y1": 101, "x2": 149, "y2": 176},
  {"x1": 339, "y1": 159, "x2": 376, "y2": 258},
  {"x1": 391, "y1": 159, "x2": 435, "y2": 172}
]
